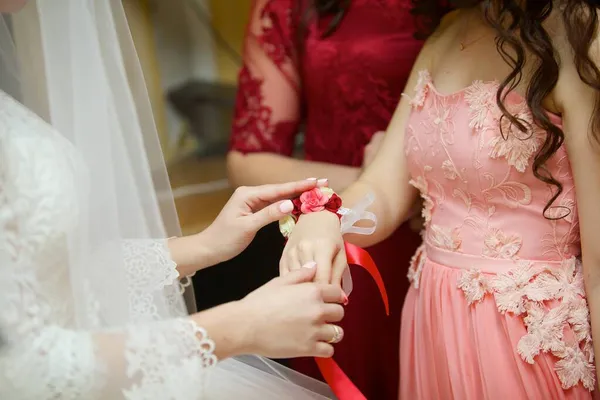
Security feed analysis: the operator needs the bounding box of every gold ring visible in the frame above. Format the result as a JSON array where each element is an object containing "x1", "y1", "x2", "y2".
[{"x1": 327, "y1": 325, "x2": 343, "y2": 344}]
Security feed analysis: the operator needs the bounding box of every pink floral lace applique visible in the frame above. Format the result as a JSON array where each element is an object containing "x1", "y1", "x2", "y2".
[
  {"x1": 488, "y1": 102, "x2": 545, "y2": 173},
  {"x1": 456, "y1": 257, "x2": 594, "y2": 390},
  {"x1": 407, "y1": 244, "x2": 426, "y2": 289},
  {"x1": 409, "y1": 70, "x2": 431, "y2": 109},
  {"x1": 428, "y1": 225, "x2": 462, "y2": 252},
  {"x1": 457, "y1": 269, "x2": 490, "y2": 305},
  {"x1": 568, "y1": 298, "x2": 592, "y2": 343},
  {"x1": 483, "y1": 228, "x2": 522, "y2": 259},
  {"x1": 555, "y1": 346, "x2": 596, "y2": 391},
  {"x1": 441, "y1": 159, "x2": 458, "y2": 180},
  {"x1": 544, "y1": 258, "x2": 586, "y2": 304},
  {"x1": 465, "y1": 82, "x2": 545, "y2": 173},
  {"x1": 490, "y1": 261, "x2": 557, "y2": 315},
  {"x1": 518, "y1": 303, "x2": 568, "y2": 363},
  {"x1": 409, "y1": 176, "x2": 434, "y2": 226},
  {"x1": 464, "y1": 80, "x2": 500, "y2": 130}
]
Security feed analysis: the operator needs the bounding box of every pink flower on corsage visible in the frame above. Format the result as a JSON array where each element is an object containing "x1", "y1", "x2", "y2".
[
  {"x1": 299, "y1": 188, "x2": 330, "y2": 214},
  {"x1": 280, "y1": 187, "x2": 343, "y2": 238}
]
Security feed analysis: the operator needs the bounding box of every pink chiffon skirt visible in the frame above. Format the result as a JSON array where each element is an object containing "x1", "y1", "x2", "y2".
[{"x1": 399, "y1": 244, "x2": 596, "y2": 399}]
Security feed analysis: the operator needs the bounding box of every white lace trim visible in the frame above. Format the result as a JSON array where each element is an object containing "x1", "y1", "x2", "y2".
[
  {"x1": 123, "y1": 239, "x2": 184, "y2": 323},
  {"x1": 0, "y1": 91, "x2": 216, "y2": 399},
  {"x1": 124, "y1": 319, "x2": 217, "y2": 399}
]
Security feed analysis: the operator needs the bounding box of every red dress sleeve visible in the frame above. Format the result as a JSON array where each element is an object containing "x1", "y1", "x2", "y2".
[{"x1": 229, "y1": 0, "x2": 301, "y2": 156}]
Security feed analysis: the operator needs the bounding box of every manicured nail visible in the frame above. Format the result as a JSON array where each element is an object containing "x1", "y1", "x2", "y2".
[
  {"x1": 342, "y1": 291, "x2": 349, "y2": 306},
  {"x1": 306, "y1": 177, "x2": 317, "y2": 181},
  {"x1": 279, "y1": 200, "x2": 294, "y2": 213},
  {"x1": 302, "y1": 261, "x2": 317, "y2": 269},
  {"x1": 317, "y1": 178, "x2": 328, "y2": 186}
]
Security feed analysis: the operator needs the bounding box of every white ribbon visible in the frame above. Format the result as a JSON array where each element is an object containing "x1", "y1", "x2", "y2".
[
  {"x1": 338, "y1": 192, "x2": 377, "y2": 296},
  {"x1": 338, "y1": 192, "x2": 377, "y2": 236}
]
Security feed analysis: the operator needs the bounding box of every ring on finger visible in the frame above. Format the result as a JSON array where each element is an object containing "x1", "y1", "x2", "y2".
[{"x1": 327, "y1": 325, "x2": 344, "y2": 344}]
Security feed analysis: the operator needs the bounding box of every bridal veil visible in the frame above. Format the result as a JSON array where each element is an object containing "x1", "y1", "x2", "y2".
[{"x1": 0, "y1": 1, "x2": 335, "y2": 398}]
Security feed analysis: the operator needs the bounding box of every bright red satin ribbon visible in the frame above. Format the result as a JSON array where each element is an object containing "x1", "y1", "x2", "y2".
[{"x1": 315, "y1": 242, "x2": 390, "y2": 400}]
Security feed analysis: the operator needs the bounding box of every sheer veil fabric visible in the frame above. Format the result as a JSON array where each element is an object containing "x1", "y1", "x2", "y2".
[{"x1": 0, "y1": 1, "x2": 334, "y2": 398}]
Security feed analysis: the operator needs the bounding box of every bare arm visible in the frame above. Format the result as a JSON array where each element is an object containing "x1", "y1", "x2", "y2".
[
  {"x1": 556, "y1": 32, "x2": 600, "y2": 379},
  {"x1": 169, "y1": 179, "x2": 329, "y2": 277},
  {"x1": 226, "y1": 0, "x2": 360, "y2": 192},
  {"x1": 280, "y1": 45, "x2": 434, "y2": 284},
  {"x1": 227, "y1": 151, "x2": 360, "y2": 192},
  {"x1": 326, "y1": 48, "x2": 432, "y2": 247}
]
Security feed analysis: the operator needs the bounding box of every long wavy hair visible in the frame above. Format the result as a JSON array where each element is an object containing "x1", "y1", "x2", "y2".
[{"x1": 413, "y1": 0, "x2": 600, "y2": 218}]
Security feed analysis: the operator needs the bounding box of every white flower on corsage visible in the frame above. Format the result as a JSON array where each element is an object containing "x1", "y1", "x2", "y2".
[
  {"x1": 279, "y1": 215, "x2": 297, "y2": 238},
  {"x1": 319, "y1": 187, "x2": 335, "y2": 197}
]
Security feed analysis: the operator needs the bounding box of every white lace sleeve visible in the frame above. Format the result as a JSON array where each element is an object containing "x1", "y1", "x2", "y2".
[
  {"x1": 0, "y1": 236, "x2": 218, "y2": 400},
  {"x1": 0, "y1": 131, "x2": 217, "y2": 399}
]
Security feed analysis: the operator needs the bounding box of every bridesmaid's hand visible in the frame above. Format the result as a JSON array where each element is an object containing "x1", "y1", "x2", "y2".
[
  {"x1": 280, "y1": 211, "x2": 347, "y2": 286},
  {"x1": 199, "y1": 179, "x2": 327, "y2": 265}
]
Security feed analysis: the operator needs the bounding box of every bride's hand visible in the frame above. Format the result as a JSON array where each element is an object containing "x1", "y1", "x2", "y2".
[
  {"x1": 280, "y1": 211, "x2": 347, "y2": 285},
  {"x1": 200, "y1": 179, "x2": 326, "y2": 265},
  {"x1": 236, "y1": 264, "x2": 345, "y2": 359}
]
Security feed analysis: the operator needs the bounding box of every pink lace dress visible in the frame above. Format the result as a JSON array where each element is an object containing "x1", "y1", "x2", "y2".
[{"x1": 400, "y1": 70, "x2": 596, "y2": 399}]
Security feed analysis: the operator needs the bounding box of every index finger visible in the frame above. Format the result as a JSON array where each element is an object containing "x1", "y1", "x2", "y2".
[
  {"x1": 314, "y1": 243, "x2": 339, "y2": 284},
  {"x1": 250, "y1": 179, "x2": 327, "y2": 204},
  {"x1": 330, "y1": 249, "x2": 348, "y2": 287}
]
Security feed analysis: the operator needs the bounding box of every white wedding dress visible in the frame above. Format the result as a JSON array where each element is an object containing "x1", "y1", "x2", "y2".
[{"x1": 0, "y1": 90, "x2": 334, "y2": 400}]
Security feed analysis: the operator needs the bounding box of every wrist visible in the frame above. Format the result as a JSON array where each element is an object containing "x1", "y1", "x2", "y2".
[
  {"x1": 192, "y1": 301, "x2": 253, "y2": 360},
  {"x1": 168, "y1": 233, "x2": 219, "y2": 277}
]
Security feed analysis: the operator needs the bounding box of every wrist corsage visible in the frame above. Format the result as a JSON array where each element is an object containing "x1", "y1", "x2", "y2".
[
  {"x1": 279, "y1": 187, "x2": 343, "y2": 238},
  {"x1": 277, "y1": 187, "x2": 386, "y2": 400}
]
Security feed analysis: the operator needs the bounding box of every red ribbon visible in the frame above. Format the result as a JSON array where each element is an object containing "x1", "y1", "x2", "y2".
[{"x1": 314, "y1": 242, "x2": 390, "y2": 400}]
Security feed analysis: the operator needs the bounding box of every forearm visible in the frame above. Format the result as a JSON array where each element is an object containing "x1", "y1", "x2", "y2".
[
  {"x1": 338, "y1": 178, "x2": 415, "y2": 247},
  {"x1": 227, "y1": 151, "x2": 360, "y2": 192}
]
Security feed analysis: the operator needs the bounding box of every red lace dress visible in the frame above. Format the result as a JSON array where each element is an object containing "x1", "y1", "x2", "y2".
[{"x1": 230, "y1": 1, "x2": 425, "y2": 398}]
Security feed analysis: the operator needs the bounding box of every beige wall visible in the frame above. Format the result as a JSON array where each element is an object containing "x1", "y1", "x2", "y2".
[
  {"x1": 208, "y1": 0, "x2": 251, "y2": 84},
  {"x1": 123, "y1": 0, "x2": 170, "y2": 154},
  {"x1": 124, "y1": 0, "x2": 251, "y2": 160}
]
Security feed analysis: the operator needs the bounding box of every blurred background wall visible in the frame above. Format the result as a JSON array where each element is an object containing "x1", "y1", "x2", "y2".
[{"x1": 124, "y1": 0, "x2": 250, "y2": 234}]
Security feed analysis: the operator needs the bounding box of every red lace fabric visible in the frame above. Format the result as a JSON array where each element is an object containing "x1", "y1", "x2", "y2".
[
  {"x1": 230, "y1": 0, "x2": 300, "y2": 156},
  {"x1": 230, "y1": 0, "x2": 423, "y2": 166}
]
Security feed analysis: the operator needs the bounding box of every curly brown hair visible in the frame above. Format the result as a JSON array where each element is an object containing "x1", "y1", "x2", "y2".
[{"x1": 413, "y1": 0, "x2": 600, "y2": 218}]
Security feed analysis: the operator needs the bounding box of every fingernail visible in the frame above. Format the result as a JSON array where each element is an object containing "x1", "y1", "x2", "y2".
[
  {"x1": 317, "y1": 178, "x2": 328, "y2": 186},
  {"x1": 279, "y1": 200, "x2": 294, "y2": 213},
  {"x1": 302, "y1": 261, "x2": 317, "y2": 269},
  {"x1": 306, "y1": 177, "x2": 317, "y2": 181},
  {"x1": 342, "y1": 291, "x2": 349, "y2": 306}
]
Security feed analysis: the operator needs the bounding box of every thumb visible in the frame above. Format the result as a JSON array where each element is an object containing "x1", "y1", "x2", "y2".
[
  {"x1": 278, "y1": 262, "x2": 317, "y2": 285},
  {"x1": 250, "y1": 199, "x2": 294, "y2": 230}
]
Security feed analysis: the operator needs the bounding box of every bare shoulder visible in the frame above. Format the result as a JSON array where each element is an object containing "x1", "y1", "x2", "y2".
[
  {"x1": 425, "y1": 9, "x2": 461, "y2": 45},
  {"x1": 414, "y1": 10, "x2": 463, "y2": 72}
]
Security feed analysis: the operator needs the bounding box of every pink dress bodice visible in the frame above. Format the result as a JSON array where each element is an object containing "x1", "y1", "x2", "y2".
[
  {"x1": 405, "y1": 70, "x2": 579, "y2": 263},
  {"x1": 399, "y1": 70, "x2": 594, "y2": 398}
]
